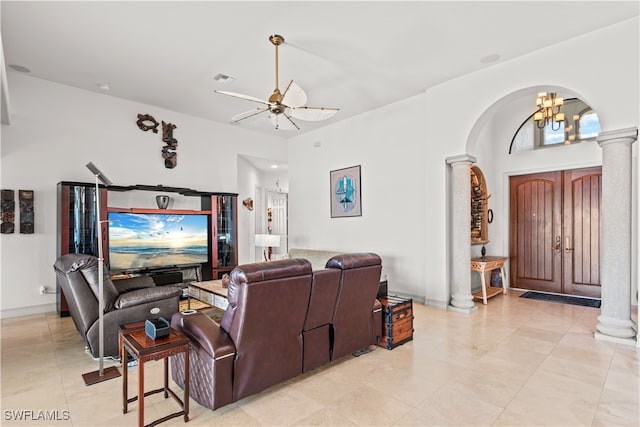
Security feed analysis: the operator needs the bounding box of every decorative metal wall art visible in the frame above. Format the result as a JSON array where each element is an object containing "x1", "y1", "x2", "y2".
[
  {"x1": 161, "y1": 121, "x2": 178, "y2": 169},
  {"x1": 19, "y1": 190, "x2": 34, "y2": 234},
  {"x1": 1, "y1": 189, "x2": 15, "y2": 234},
  {"x1": 136, "y1": 113, "x2": 179, "y2": 169},
  {"x1": 330, "y1": 165, "x2": 362, "y2": 218},
  {"x1": 136, "y1": 114, "x2": 159, "y2": 133}
]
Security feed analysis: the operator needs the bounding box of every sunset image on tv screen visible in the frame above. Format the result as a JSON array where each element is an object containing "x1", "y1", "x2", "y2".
[{"x1": 108, "y1": 213, "x2": 208, "y2": 271}]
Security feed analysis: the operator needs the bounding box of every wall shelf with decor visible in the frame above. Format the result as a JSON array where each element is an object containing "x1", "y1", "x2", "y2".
[
  {"x1": 470, "y1": 166, "x2": 490, "y2": 245},
  {"x1": 56, "y1": 181, "x2": 237, "y2": 316}
]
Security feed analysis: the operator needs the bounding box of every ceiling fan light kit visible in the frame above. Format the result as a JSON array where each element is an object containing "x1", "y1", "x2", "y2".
[{"x1": 215, "y1": 34, "x2": 339, "y2": 130}]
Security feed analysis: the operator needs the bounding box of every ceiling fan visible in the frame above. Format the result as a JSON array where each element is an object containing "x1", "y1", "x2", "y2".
[{"x1": 215, "y1": 34, "x2": 339, "y2": 130}]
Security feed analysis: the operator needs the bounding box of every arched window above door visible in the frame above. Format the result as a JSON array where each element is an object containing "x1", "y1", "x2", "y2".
[{"x1": 509, "y1": 98, "x2": 601, "y2": 154}]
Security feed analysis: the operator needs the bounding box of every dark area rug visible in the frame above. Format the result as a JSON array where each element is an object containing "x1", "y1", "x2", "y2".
[{"x1": 520, "y1": 291, "x2": 601, "y2": 308}]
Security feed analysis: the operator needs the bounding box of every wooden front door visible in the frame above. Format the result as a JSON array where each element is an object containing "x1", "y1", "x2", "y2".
[{"x1": 509, "y1": 167, "x2": 602, "y2": 297}]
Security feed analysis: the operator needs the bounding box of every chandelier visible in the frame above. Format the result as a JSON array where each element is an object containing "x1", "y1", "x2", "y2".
[{"x1": 534, "y1": 92, "x2": 565, "y2": 131}]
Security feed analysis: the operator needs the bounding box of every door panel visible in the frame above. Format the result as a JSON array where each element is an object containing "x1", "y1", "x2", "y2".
[
  {"x1": 563, "y1": 167, "x2": 601, "y2": 297},
  {"x1": 510, "y1": 172, "x2": 562, "y2": 293},
  {"x1": 509, "y1": 167, "x2": 601, "y2": 298}
]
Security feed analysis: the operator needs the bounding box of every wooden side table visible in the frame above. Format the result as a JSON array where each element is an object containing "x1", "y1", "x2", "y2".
[
  {"x1": 120, "y1": 325, "x2": 190, "y2": 427},
  {"x1": 470, "y1": 256, "x2": 507, "y2": 305}
]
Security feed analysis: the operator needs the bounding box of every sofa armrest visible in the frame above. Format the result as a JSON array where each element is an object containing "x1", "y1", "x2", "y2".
[
  {"x1": 114, "y1": 286, "x2": 182, "y2": 309},
  {"x1": 113, "y1": 276, "x2": 156, "y2": 294},
  {"x1": 170, "y1": 311, "x2": 235, "y2": 410},
  {"x1": 180, "y1": 312, "x2": 236, "y2": 360}
]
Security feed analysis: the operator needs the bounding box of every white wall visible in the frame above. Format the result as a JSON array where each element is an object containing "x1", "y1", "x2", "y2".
[
  {"x1": 236, "y1": 157, "x2": 289, "y2": 264},
  {"x1": 237, "y1": 156, "x2": 261, "y2": 265},
  {"x1": 288, "y1": 93, "x2": 429, "y2": 302},
  {"x1": 287, "y1": 18, "x2": 639, "y2": 308},
  {"x1": 0, "y1": 73, "x2": 287, "y2": 317}
]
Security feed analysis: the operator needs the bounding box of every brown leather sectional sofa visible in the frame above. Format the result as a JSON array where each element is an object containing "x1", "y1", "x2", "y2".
[{"x1": 170, "y1": 253, "x2": 383, "y2": 410}]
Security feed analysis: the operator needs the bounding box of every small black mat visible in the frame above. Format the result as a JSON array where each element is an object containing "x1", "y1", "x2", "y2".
[{"x1": 520, "y1": 291, "x2": 601, "y2": 308}]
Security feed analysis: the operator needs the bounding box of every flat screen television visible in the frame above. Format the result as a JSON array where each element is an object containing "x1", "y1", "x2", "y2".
[{"x1": 107, "y1": 212, "x2": 209, "y2": 272}]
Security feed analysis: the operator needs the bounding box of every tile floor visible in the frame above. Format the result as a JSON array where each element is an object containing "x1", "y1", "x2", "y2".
[{"x1": 1, "y1": 291, "x2": 638, "y2": 426}]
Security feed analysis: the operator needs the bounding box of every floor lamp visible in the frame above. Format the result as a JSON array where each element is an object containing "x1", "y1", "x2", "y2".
[{"x1": 82, "y1": 162, "x2": 121, "y2": 386}]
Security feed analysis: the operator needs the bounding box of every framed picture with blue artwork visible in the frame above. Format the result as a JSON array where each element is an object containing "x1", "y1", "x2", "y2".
[{"x1": 330, "y1": 165, "x2": 362, "y2": 218}]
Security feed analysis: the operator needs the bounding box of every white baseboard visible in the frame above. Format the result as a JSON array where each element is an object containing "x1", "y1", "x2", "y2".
[
  {"x1": 423, "y1": 298, "x2": 448, "y2": 310},
  {"x1": 0, "y1": 303, "x2": 56, "y2": 319}
]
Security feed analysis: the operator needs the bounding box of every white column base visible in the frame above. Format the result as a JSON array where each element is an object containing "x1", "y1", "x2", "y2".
[
  {"x1": 594, "y1": 332, "x2": 637, "y2": 346},
  {"x1": 448, "y1": 304, "x2": 478, "y2": 314},
  {"x1": 449, "y1": 293, "x2": 477, "y2": 313},
  {"x1": 596, "y1": 315, "x2": 637, "y2": 339}
]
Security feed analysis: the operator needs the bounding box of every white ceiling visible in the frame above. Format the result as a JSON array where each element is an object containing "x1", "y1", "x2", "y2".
[{"x1": 2, "y1": 1, "x2": 638, "y2": 137}]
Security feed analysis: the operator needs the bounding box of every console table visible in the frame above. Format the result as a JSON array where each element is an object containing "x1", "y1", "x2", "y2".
[
  {"x1": 120, "y1": 323, "x2": 190, "y2": 427},
  {"x1": 471, "y1": 256, "x2": 507, "y2": 305}
]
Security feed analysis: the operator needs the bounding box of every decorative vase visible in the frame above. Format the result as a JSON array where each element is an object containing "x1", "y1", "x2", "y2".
[
  {"x1": 481, "y1": 245, "x2": 486, "y2": 260},
  {"x1": 156, "y1": 195, "x2": 170, "y2": 209}
]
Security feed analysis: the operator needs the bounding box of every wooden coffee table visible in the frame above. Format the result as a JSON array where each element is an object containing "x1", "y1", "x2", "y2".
[
  {"x1": 188, "y1": 280, "x2": 228, "y2": 310},
  {"x1": 120, "y1": 324, "x2": 189, "y2": 427}
]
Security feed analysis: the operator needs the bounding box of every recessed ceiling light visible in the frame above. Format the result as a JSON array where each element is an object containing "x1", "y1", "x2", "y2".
[
  {"x1": 9, "y1": 64, "x2": 31, "y2": 73},
  {"x1": 213, "y1": 73, "x2": 236, "y2": 84},
  {"x1": 96, "y1": 83, "x2": 110, "y2": 91},
  {"x1": 480, "y1": 54, "x2": 500, "y2": 64},
  {"x1": 271, "y1": 164, "x2": 278, "y2": 169}
]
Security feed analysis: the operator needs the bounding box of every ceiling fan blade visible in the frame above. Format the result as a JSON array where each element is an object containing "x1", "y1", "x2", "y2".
[
  {"x1": 269, "y1": 111, "x2": 300, "y2": 130},
  {"x1": 215, "y1": 90, "x2": 270, "y2": 106},
  {"x1": 232, "y1": 108, "x2": 269, "y2": 123},
  {"x1": 291, "y1": 106, "x2": 339, "y2": 121},
  {"x1": 281, "y1": 80, "x2": 307, "y2": 108},
  {"x1": 282, "y1": 111, "x2": 301, "y2": 130}
]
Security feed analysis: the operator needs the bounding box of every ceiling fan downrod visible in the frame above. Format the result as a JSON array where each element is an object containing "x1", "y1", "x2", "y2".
[{"x1": 268, "y1": 34, "x2": 285, "y2": 104}]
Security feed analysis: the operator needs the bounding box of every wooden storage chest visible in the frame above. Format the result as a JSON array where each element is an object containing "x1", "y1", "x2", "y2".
[{"x1": 378, "y1": 296, "x2": 414, "y2": 350}]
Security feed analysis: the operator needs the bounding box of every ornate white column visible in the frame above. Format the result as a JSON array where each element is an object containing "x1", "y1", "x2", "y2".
[
  {"x1": 595, "y1": 127, "x2": 638, "y2": 345},
  {"x1": 446, "y1": 154, "x2": 478, "y2": 313}
]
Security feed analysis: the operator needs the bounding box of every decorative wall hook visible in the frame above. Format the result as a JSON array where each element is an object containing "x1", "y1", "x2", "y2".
[{"x1": 242, "y1": 198, "x2": 254, "y2": 211}]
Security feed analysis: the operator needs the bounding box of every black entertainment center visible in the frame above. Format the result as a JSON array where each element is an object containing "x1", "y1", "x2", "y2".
[{"x1": 56, "y1": 181, "x2": 238, "y2": 316}]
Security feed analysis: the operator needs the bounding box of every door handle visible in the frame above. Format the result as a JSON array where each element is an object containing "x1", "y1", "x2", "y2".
[
  {"x1": 565, "y1": 236, "x2": 574, "y2": 252},
  {"x1": 552, "y1": 236, "x2": 561, "y2": 253}
]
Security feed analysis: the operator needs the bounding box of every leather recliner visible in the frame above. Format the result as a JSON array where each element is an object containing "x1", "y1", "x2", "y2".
[
  {"x1": 53, "y1": 253, "x2": 182, "y2": 358},
  {"x1": 169, "y1": 253, "x2": 384, "y2": 411},
  {"x1": 326, "y1": 253, "x2": 383, "y2": 360},
  {"x1": 170, "y1": 258, "x2": 313, "y2": 410}
]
